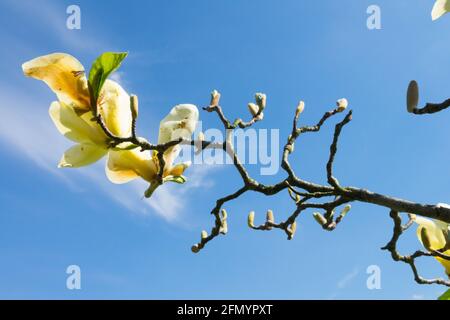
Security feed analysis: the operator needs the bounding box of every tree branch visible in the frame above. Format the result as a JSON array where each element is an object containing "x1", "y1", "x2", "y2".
[
  {"x1": 94, "y1": 89, "x2": 450, "y2": 286},
  {"x1": 413, "y1": 99, "x2": 450, "y2": 115},
  {"x1": 382, "y1": 211, "x2": 450, "y2": 287}
]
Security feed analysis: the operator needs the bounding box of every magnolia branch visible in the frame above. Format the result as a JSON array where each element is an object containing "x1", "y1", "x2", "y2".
[
  {"x1": 94, "y1": 88, "x2": 450, "y2": 287},
  {"x1": 407, "y1": 80, "x2": 450, "y2": 115},
  {"x1": 382, "y1": 210, "x2": 450, "y2": 286}
]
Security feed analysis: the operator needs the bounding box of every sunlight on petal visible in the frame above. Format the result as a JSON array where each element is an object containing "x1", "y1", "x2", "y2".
[
  {"x1": 49, "y1": 101, "x2": 107, "y2": 144},
  {"x1": 99, "y1": 80, "x2": 132, "y2": 138},
  {"x1": 168, "y1": 161, "x2": 191, "y2": 176},
  {"x1": 22, "y1": 53, "x2": 90, "y2": 110},
  {"x1": 158, "y1": 104, "x2": 199, "y2": 171},
  {"x1": 415, "y1": 216, "x2": 450, "y2": 276},
  {"x1": 58, "y1": 143, "x2": 107, "y2": 168},
  {"x1": 432, "y1": 0, "x2": 450, "y2": 20},
  {"x1": 106, "y1": 149, "x2": 157, "y2": 184}
]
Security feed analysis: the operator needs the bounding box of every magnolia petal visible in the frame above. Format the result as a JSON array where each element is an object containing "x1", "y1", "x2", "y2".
[
  {"x1": 162, "y1": 145, "x2": 180, "y2": 174},
  {"x1": 158, "y1": 104, "x2": 199, "y2": 144},
  {"x1": 415, "y1": 216, "x2": 450, "y2": 275},
  {"x1": 98, "y1": 80, "x2": 132, "y2": 138},
  {"x1": 22, "y1": 53, "x2": 90, "y2": 110},
  {"x1": 49, "y1": 101, "x2": 106, "y2": 145},
  {"x1": 106, "y1": 149, "x2": 157, "y2": 184},
  {"x1": 415, "y1": 216, "x2": 448, "y2": 250},
  {"x1": 432, "y1": 0, "x2": 450, "y2": 20},
  {"x1": 168, "y1": 161, "x2": 192, "y2": 177},
  {"x1": 158, "y1": 104, "x2": 199, "y2": 172},
  {"x1": 436, "y1": 255, "x2": 450, "y2": 277},
  {"x1": 58, "y1": 143, "x2": 107, "y2": 168}
]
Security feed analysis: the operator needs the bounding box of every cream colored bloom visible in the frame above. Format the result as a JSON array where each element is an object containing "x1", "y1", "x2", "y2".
[
  {"x1": 432, "y1": 0, "x2": 450, "y2": 20},
  {"x1": 22, "y1": 53, "x2": 133, "y2": 168},
  {"x1": 22, "y1": 53, "x2": 91, "y2": 112},
  {"x1": 415, "y1": 216, "x2": 450, "y2": 276},
  {"x1": 106, "y1": 104, "x2": 199, "y2": 188}
]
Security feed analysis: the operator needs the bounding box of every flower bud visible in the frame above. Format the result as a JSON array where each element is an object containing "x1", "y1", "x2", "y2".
[
  {"x1": 288, "y1": 221, "x2": 297, "y2": 239},
  {"x1": 407, "y1": 80, "x2": 419, "y2": 113},
  {"x1": 325, "y1": 210, "x2": 334, "y2": 221},
  {"x1": 287, "y1": 187, "x2": 299, "y2": 202},
  {"x1": 255, "y1": 92, "x2": 267, "y2": 110},
  {"x1": 336, "y1": 205, "x2": 351, "y2": 223},
  {"x1": 195, "y1": 132, "x2": 205, "y2": 154},
  {"x1": 248, "y1": 103, "x2": 264, "y2": 120},
  {"x1": 266, "y1": 210, "x2": 274, "y2": 230},
  {"x1": 340, "y1": 205, "x2": 351, "y2": 218},
  {"x1": 191, "y1": 245, "x2": 200, "y2": 253},
  {"x1": 220, "y1": 220, "x2": 228, "y2": 235},
  {"x1": 210, "y1": 89, "x2": 221, "y2": 106},
  {"x1": 201, "y1": 230, "x2": 208, "y2": 240},
  {"x1": 296, "y1": 101, "x2": 305, "y2": 117},
  {"x1": 420, "y1": 228, "x2": 432, "y2": 251},
  {"x1": 220, "y1": 208, "x2": 228, "y2": 220},
  {"x1": 248, "y1": 103, "x2": 259, "y2": 116},
  {"x1": 287, "y1": 187, "x2": 294, "y2": 198},
  {"x1": 130, "y1": 95, "x2": 139, "y2": 119},
  {"x1": 248, "y1": 211, "x2": 255, "y2": 228},
  {"x1": 266, "y1": 210, "x2": 274, "y2": 222},
  {"x1": 336, "y1": 98, "x2": 348, "y2": 112},
  {"x1": 313, "y1": 212, "x2": 327, "y2": 226}
]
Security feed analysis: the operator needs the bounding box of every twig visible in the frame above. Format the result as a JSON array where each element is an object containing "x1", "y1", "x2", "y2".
[
  {"x1": 413, "y1": 99, "x2": 450, "y2": 115},
  {"x1": 382, "y1": 210, "x2": 450, "y2": 286},
  {"x1": 93, "y1": 90, "x2": 450, "y2": 287}
]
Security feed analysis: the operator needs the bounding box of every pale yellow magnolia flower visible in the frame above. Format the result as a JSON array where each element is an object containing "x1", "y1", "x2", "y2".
[
  {"x1": 22, "y1": 53, "x2": 91, "y2": 111},
  {"x1": 432, "y1": 0, "x2": 450, "y2": 21},
  {"x1": 22, "y1": 53, "x2": 133, "y2": 168},
  {"x1": 415, "y1": 216, "x2": 450, "y2": 276},
  {"x1": 106, "y1": 104, "x2": 199, "y2": 185}
]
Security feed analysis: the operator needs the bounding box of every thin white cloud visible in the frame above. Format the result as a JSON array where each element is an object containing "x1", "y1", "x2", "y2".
[
  {"x1": 327, "y1": 266, "x2": 360, "y2": 299},
  {"x1": 0, "y1": 88, "x2": 76, "y2": 187},
  {"x1": 337, "y1": 267, "x2": 359, "y2": 289}
]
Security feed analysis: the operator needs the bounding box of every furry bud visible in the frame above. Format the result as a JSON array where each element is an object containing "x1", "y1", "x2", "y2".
[
  {"x1": 336, "y1": 98, "x2": 348, "y2": 112},
  {"x1": 407, "y1": 80, "x2": 419, "y2": 113},
  {"x1": 210, "y1": 89, "x2": 221, "y2": 106},
  {"x1": 248, "y1": 211, "x2": 255, "y2": 228}
]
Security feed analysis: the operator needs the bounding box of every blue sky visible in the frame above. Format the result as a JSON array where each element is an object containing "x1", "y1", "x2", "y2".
[{"x1": 0, "y1": 0, "x2": 450, "y2": 299}]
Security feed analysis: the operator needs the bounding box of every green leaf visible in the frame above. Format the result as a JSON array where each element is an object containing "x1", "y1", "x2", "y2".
[
  {"x1": 163, "y1": 175, "x2": 187, "y2": 184},
  {"x1": 88, "y1": 52, "x2": 128, "y2": 105},
  {"x1": 438, "y1": 289, "x2": 450, "y2": 300}
]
